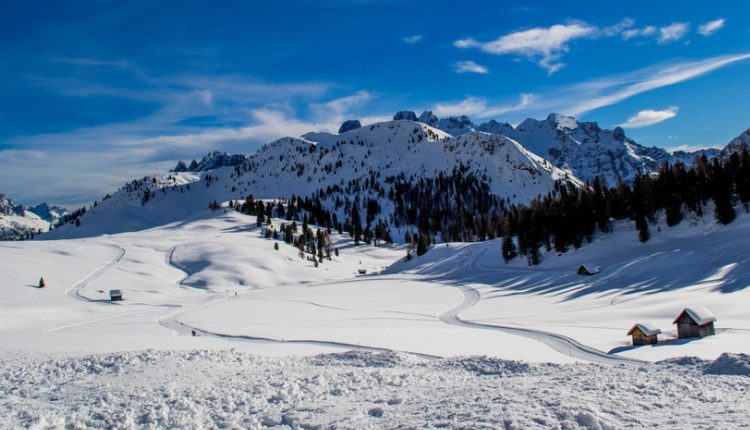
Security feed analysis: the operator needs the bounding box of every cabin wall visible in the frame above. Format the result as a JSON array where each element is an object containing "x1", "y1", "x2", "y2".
[
  {"x1": 632, "y1": 335, "x2": 657, "y2": 346},
  {"x1": 676, "y1": 316, "x2": 715, "y2": 339},
  {"x1": 677, "y1": 322, "x2": 698, "y2": 338},
  {"x1": 698, "y1": 323, "x2": 715, "y2": 337},
  {"x1": 630, "y1": 329, "x2": 658, "y2": 346}
]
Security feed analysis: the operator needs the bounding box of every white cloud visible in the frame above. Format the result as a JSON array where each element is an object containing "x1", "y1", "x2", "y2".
[
  {"x1": 698, "y1": 18, "x2": 725, "y2": 36},
  {"x1": 403, "y1": 34, "x2": 423, "y2": 44},
  {"x1": 622, "y1": 26, "x2": 656, "y2": 40},
  {"x1": 658, "y1": 23, "x2": 689, "y2": 44},
  {"x1": 453, "y1": 38, "x2": 479, "y2": 49},
  {"x1": 454, "y1": 23, "x2": 596, "y2": 74},
  {"x1": 454, "y1": 61, "x2": 489, "y2": 74},
  {"x1": 618, "y1": 107, "x2": 679, "y2": 128}
]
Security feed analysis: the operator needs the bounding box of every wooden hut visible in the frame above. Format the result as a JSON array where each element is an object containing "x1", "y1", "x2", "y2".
[
  {"x1": 577, "y1": 264, "x2": 600, "y2": 276},
  {"x1": 673, "y1": 306, "x2": 716, "y2": 339},
  {"x1": 109, "y1": 289, "x2": 123, "y2": 301},
  {"x1": 627, "y1": 322, "x2": 661, "y2": 346}
]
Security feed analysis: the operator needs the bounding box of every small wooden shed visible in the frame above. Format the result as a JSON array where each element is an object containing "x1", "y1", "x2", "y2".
[
  {"x1": 673, "y1": 305, "x2": 716, "y2": 339},
  {"x1": 109, "y1": 289, "x2": 123, "y2": 301},
  {"x1": 577, "y1": 264, "x2": 600, "y2": 276},
  {"x1": 627, "y1": 322, "x2": 661, "y2": 346}
]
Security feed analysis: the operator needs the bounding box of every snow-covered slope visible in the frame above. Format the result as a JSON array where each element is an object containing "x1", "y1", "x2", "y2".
[
  {"x1": 45, "y1": 120, "x2": 581, "y2": 239},
  {"x1": 0, "y1": 194, "x2": 61, "y2": 240}
]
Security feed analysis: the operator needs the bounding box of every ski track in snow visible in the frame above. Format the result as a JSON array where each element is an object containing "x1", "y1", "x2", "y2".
[
  {"x1": 160, "y1": 243, "x2": 440, "y2": 359},
  {"x1": 438, "y1": 284, "x2": 642, "y2": 365},
  {"x1": 54, "y1": 238, "x2": 639, "y2": 364},
  {"x1": 459, "y1": 241, "x2": 643, "y2": 364},
  {"x1": 63, "y1": 243, "x2": 126, "y2": 304}
]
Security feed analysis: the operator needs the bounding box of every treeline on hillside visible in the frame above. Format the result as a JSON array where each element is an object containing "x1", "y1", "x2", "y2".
[
  {"x1": 229, "y1": 196, "x2": 337, "y2": 266},
  {"x1": 232, "y1": 166, "x2": 515, "y2": 257},
  {"x1": 231, "y1": 150, "x2": 750, "y2": 266},
  {"x1": 500, "y1": 151, "x2": 750, "y2": 265}
]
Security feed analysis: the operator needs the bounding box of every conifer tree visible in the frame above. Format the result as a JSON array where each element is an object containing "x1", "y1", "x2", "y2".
[
  {"x1": 351, "y1": 203, "x2": 362, "y2": 245},
  {"x1": 416, "y1": 232, "x2": 430, "y2": 256},
  {"x1": 635, "y1": 213, "x2": 650, "y2": 243},
  {"x1": 501, "y1": 234, "x2": 517, "y2": 263}
]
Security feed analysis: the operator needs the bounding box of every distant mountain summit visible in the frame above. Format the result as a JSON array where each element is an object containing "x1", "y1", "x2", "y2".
[
  {"x1": 173, "y1": 151, "x2": 246, "y2": 172},
  {"x1": 405, "y1": 110, "x2": 717, "y2": 185},
  {"x1": 0, "y1": 194, "x2": 67, "y2": 240}
]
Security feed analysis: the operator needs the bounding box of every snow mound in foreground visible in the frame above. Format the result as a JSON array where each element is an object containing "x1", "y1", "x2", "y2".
[
  {"x1": 309, "y1": 350, "x2": 408, "y2": 368},
  {"x1": 704, "y1": 353, "x2": 750, "y2": 376},
  {"x1": 3, "y1": 349, "x2": 749, "y2": 429},
  {"x1": 438, "y1": 355, "x2": 542, "y2": 376}
]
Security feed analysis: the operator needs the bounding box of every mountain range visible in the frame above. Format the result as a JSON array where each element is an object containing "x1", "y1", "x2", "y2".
[
  {"x1": 18, "y1": 111, "x2": 750, "y2": 240},
  {"x1": 0, "y1": 194, "x2": 67, "y2": 240}
]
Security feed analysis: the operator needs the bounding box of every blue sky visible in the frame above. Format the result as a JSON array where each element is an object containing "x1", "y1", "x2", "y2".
[{"x1": 2, "y1": 0, "x2": 750, "y2": 207}]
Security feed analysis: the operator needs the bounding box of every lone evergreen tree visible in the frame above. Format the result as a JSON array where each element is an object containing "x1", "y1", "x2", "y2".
[
  {"x1": 501, "y1": 234, "x2": 517, "y2": 263},
  {"x1": 38, "y1": 277, "x2": 45, "y2": 288}
]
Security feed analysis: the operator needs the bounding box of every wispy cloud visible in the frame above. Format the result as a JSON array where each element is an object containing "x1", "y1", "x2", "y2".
[
  {"x1": 658, "y1": 23, "x2": 690, "y2": 44},
  {"x1": 622, "y1": 26, "x2": 657, "y2": 40},
  {"x1": 698, "y1": 18, "x2": 725, "y2": 37},
  {"x1": 432, "y1": 94, "x2": 535, "y2": 118},
  {"x1": 602, "y1": 18, "x2": 635, "y2": 37},
  {"x1": 429, "y1": 53, "x2": 750, "y2": 122},
  {"x1": 2, "y1": 57, "x2": 386, "y2": 206},
  {"x1": 618, "y1": 107, "x2": 679, "y2": 128},
  {"x1": 454, "y1": 60, "x2": 489, "y2": 74},
  {"x1": 403, "y1": 34, "x2": 423, "y2": 44},
  {"x1": 454, "y1": 22, "x2": 596, "y2": 74},
  {"x1": 564, "y1": 53, "x2": 750, "y2": 116}
]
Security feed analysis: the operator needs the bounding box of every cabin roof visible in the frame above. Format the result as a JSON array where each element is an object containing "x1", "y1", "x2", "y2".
[
  {"x1": 578, "y1": 264, "x2": 600, "y2": 274},
  {"x1": 673, "y1": 305, "x2": 716, "y2": 326},
  {"x1": 627, "y1": 322, "x2": 662, "y2": 337}
]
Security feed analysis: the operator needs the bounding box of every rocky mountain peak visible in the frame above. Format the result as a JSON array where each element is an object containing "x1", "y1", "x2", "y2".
[{"x1": 338, "y1": 119, "x2": 362, "y2": 134}]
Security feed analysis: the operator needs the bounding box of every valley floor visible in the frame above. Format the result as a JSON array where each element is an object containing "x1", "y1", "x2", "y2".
[{"x1": 2, "y1": 208, "x2": 750, "y2": 427}]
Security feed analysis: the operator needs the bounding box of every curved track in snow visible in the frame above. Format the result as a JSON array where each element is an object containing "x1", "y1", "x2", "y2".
[
  {"x1": 159, "y1": 244, "x2": 438, "y2": 359},
  {"x1": 64, "y1": 243, "x2": 126, "y2": 303},
  {"x1": 438, "y1": 284, "x2": 643, "y2": 365}
]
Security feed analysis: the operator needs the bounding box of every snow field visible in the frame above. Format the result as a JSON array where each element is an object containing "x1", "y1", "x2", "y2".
[{"x1": 1, "y1": 349, "x2": 749, "y2": 429}]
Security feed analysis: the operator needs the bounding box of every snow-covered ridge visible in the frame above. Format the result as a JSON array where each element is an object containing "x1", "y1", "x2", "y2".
[
  {"x1": 0, "y1": 193, "x2": 67, "y2": 240},
  {"x1": 722, "y1": 127, "x2": 750, "y2": 158},
  {"x1": 46, "y1": 120, "x2": 581, "y2": 239},
  {"x1": 410, "y1": 110, "x2": 716, "y2": 185},
  {"x1": 39, "y1": 112, "x2": 750, "y2": 240},
  {"x1": 172, "y1": 150, "x2": 246, "y2": 172}
]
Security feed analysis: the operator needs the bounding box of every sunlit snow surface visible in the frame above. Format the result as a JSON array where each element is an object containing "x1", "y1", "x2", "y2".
[{"x1": 3, "y1": 208, "x2": 750, "y2": 427}]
